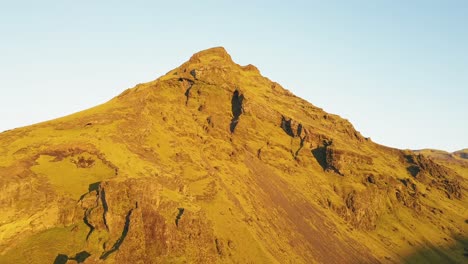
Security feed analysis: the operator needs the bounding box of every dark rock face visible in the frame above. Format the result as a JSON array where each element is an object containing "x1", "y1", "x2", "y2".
[
  {"x1": 175, "y1": 208, "x2": 185, "y2": 227},
  {"x1": 230, "y1": 90, "x2": 244, "y2": 133},
  {"x1": 281, "y1": 116, "x2": 295, "y2": 137}
]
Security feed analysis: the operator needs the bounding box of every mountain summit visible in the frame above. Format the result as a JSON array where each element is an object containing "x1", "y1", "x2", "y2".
[
  {"x1": 187, "y1": 46, "x2": 235, "y2": 63},
  {"x1": 0, "y1": 48, "x2": 466, "y2": 263}
]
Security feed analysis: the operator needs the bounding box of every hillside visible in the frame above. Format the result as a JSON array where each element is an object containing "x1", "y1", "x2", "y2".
[{"x1": 0, "y1": 47, "x2": 466, "y2": 264}]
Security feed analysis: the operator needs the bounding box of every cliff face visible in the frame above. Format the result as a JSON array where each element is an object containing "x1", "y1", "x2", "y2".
[{"x1": 0, "y1": 47, "x2": 466, "y2": 264}]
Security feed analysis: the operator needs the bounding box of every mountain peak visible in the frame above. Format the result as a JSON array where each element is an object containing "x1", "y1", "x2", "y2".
[
  {"x1": 160, "y1": 47, "x2": 259, "y2": 85},
  {"x1": 187, "y1": 46, "x2": 234, "y2": 65}
]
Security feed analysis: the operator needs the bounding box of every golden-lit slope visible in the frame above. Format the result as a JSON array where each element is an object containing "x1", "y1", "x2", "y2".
[{"x1": 0, "y1": 47, "x2": 466, "y2": 264}]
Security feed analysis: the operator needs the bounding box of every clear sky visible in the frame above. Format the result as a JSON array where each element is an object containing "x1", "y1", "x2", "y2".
[{"x1": 0, "y1": 1, "x2": 467, "y2": 152}]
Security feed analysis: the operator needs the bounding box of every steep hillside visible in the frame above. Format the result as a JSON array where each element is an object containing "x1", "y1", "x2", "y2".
[{"x1": 0, "y1": 47, "x2": 466, "y2": 264}]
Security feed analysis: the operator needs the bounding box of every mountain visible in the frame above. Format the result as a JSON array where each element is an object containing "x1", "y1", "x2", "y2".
[
  {"x1": 454, "y1": 149, "x2": 468, "y2": 160},
  {"x1": 0, "y1": 47, "x2": 466, "y2": 264}
]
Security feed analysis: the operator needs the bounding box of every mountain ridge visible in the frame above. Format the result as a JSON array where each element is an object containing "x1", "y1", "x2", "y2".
[{"x1": 0, "y1": 47, "x2": 466, "y2": 264}]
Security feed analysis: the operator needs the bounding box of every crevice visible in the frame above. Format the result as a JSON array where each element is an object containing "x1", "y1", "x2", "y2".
[
  {"x1": 78, "y1": 185, "x2": 101, "y2": 240},
  {"x1": 207, "y1": 116, "x2": 213, "y2": 127},
  {"x1": 77, "y1": 182, "x2": 101, "y2": 202},
  {"x1": 88, "y1": 182, "x2": 100, "y2": 192},
  {"x1": 175, "y1": 208, "x2": 185, "y2": 227},
  {"x1": 294, "y1": 136, "x2": 306, "y2": 159},
  {"x1": 329, "y1": 165, "x2": 343, "y2": 176},
  {"x1": 230, "y1": 90, "x2": 244, "y2": 133},
  {"x1": 100, "y1": 208, "x2": 134, "y2": 260},
  {"x1": 83, "y1": 193, "x2": 100, "y2": 241},
  {"x1": 190, "y1": 69, "x2": 197, "y2": 79},
  {"x1": 215, "y1": 238, "x2": 223, "y2": 256},
  {"x1": 78, "y1": 183, "x2": 102, "y2": 241},
  {"x1": 78, "y1": 193, "x2": 88, "y2": 203},
  {"x1": 83, "y1": 209, "x2": 95, "y2": 241},
  {"x1": 281, "y1": 116, "x2": 295, "y2": 137},
  {"x1": 100, "y1": 189, "x2": 109, "y2": 231},
  {"x1": 280, "y1": 116, "x2": 306, "y2": 159},
  {"x1": 184, "y1": 84, "x2": 193, "y2": 105},
  {"x1": 179, "y1": 78, "x2": 195, "y2": 106},
  {"x1": 297, "y1": 123, "x2": 303, "y2": 137}
]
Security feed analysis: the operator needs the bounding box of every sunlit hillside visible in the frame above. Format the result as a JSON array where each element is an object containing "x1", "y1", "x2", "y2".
[{"x1": 0, "y1": 47, "x2": 466, "y2": 264}]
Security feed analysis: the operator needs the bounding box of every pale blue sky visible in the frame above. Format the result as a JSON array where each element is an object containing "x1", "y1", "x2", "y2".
[{"x1": 0, "y1": 1, "x2": 466, "y2": 151}]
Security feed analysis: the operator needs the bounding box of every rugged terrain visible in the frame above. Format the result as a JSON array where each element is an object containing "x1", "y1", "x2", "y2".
[{"x1": 0, "y1": 47, "x2": 466, "y2": 263}]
